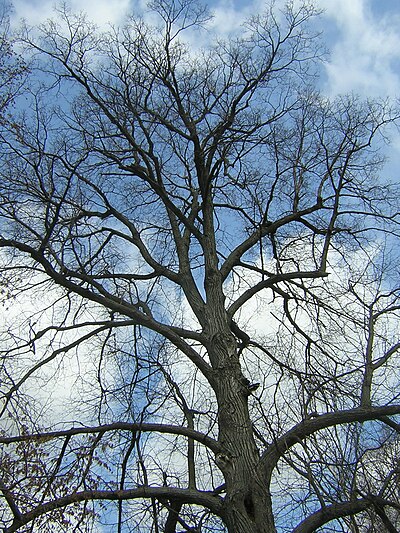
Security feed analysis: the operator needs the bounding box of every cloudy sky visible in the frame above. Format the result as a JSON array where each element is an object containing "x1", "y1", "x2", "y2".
[{"x1": 10, "y1": 0, "x2": 400, "y2": 99}]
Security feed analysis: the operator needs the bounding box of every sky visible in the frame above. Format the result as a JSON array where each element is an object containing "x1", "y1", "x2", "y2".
[
  {"x1": 9, "y1": 0, "x2": 400, "y2": 99},
  {"x1": 9, "y1": 0, "x2": 400, "y2": 173}
]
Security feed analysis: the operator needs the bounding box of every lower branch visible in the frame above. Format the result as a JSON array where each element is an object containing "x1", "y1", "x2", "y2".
[
  {"x1": 4, "y1": 487, "x2": 223, "y2": 533},
  {"x1": 164, "y1": 501, "x2": 183, "y2": 533},
  {"x1": 292, "y1": 496, "x2": 400, "y2": 533},
  {"x1": 262, "y1": 404, "x2": 400, "y2": 469},
  {"x1": 0, "y1": 422, "x2": 220, "y2": 454}
]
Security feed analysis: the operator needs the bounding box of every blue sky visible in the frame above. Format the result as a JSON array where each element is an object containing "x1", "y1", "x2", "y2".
[
  {"x1": 10, "y1": 0, "x2": 400, "y2": 99},
  {"x1": 8, "y1": 0, "x2": 400, "y2": 223},
  {"x1": 11, "y1": 0, "x2": 400, "y2": 175},
  {"x1": 8, "y1": 0, "x2": 400, "y2": 182}
]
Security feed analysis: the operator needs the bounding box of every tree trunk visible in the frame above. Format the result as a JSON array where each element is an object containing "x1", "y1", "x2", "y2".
[
  {"x1": 201, "y1": 196, "x2": 276, "y2": 531},
  {"x1": 210, "y1": 330, "x2": 276, "y2": 533}
]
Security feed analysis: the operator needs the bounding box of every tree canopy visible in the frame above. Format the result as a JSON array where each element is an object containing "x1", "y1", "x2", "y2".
[{"x1": 0, "y1": 1, "x2": 400, "y2": 532}]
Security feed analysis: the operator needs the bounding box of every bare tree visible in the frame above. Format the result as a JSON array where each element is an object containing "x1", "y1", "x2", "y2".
[{"x1": 0, "y1": 1, "x2": 400, "y2": 532}]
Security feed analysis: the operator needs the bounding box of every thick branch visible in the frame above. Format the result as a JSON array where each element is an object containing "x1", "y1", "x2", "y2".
[
  {"x1": 0, "y1": 480, "x2": 22, "y2": 524},
  {"x1": 4, "y1": 487, "x2": 223, "y2": 533},
  {"x1": 0, "y1": 239, "x2": 213, "y2": 381},
  {"x1": 0, "y1": 422, "x2": 220, "y2": 454},
  {"x1": 292, "y1": 499, "x2": 370, "y2": 533},
  {"x1": 261, "y1": 405, "x2": 400, "y2": 470},
  {"x1": 292, "y1": 496, "x2": 400, "y2": 533}
]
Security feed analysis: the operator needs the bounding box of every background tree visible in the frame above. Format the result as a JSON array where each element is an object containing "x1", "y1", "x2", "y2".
[{"x1": 0, "y1": 1, "x2": 400, "y2": 532}]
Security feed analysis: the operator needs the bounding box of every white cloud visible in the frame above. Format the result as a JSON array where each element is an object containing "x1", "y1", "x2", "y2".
[
  {"x1": 320, "y1": 0, "x2": 400, "y2": 96},
  {"x1": 207, "y1": 0, "x2": 251, "y2": 34},
  {"x1": 11, "y1": 0, "x2": 132, "y2": 28},
  {"x1": 207, "y1": 0, "x2": 400, "y2": 98},
  {"x1": 207, "y1": 0, "x2": 290, "y2": 37},
  {"x1": 0, "y1": 273, "x2": 107, "y2": 427}
]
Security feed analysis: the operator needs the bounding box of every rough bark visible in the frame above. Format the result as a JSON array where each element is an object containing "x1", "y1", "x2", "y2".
[{"x1": 210, "y1": 333, "x2": 276, "y2": 533}]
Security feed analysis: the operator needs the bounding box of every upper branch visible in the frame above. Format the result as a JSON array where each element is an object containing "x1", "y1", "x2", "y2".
[
  {"x1": 227, "y1": 270, "x2": 328, "y2": 317},
  {"x1": 220, "y1": 202, "x2": 323, "y2": 281}
]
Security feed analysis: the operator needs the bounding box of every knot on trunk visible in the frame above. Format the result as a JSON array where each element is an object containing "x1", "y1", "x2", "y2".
[
  {"x1": 215, "y1": 452, "x2": 234, "y2": 472},
  {"x1": 244, "y1": 491, "x2": 255, "y2": 521},
  {"x1": 211, "y1": 330, "x2": 237, "y2": 358}
]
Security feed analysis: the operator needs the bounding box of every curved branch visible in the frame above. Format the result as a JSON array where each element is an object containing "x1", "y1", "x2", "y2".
[
  {"x1": 220, "y1": 203, "x2": 324, "y2": 281},
  {"x1": 227, "y1": 270, "x2": 328, "y2": 317},
  {"x1": 292, "y1": 499, "x2": 370, "y2": 533},
  {"x1": 261, "y1": 404, "x2": 400, "y2": 470},
  {"x1": 292, "y1": 496, "x2": 400, "y2": 533},
  {"x1": 0, "y1": 322, "x2": 112, "y2": 418},
  {"x1": 4, "y1": 487, "x2": 224, "y2": 533}
]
